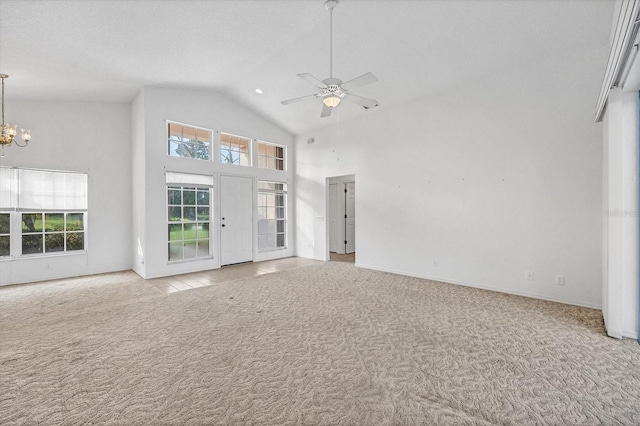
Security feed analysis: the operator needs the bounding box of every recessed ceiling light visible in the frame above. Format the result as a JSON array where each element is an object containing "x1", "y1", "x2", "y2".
[{"x1": 255, "y1": 88, "x2": 264, "y2": 95}]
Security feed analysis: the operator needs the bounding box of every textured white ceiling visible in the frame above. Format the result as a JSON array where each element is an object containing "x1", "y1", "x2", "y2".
[{"x1": 0, "y1": 0, "x2": 613, "y2": 135}]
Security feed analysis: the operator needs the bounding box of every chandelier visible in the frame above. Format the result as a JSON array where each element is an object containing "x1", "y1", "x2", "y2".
[{"x1": 0, "y1": 74, "x2": 30, "y2": 157}]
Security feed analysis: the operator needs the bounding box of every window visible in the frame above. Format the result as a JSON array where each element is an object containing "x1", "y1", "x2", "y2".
[
  {"x1": 166, "y1": 173, "x2": 214, "y2": 262},
  {"x1": 168, "y1": 122, "x2": 211, "y2": 160},
  {"x1": 257, "y1": 141, "x2": 285, "y2": 171},
  {"x1": 257, "y1": 181, "x2": 287, "y2": 252},
  {"x1": 220, "y1": 132, "x2": 251, "y2": 166},
  {"x1": 0, "y1": 167, "x2": 88, "y2": 258},
  {"x1": 0, "y1": 214, "x2": 9, "y2": 257},
  {"x1": 21, "y1": 213, "x2": 85, "y2": 255}
]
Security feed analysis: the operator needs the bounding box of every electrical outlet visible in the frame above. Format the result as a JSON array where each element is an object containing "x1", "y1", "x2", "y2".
[
  {"x1": 556, "y1": 275, "x2": 565, "y2": 285},
  {"x1": 526, "y1": 271, "x2": 534, "y2": 281}
]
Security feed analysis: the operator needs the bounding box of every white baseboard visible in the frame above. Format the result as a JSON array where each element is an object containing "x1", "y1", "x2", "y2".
[{"x1": 354, "y1": 262, "x2": 601, "y2": 310}]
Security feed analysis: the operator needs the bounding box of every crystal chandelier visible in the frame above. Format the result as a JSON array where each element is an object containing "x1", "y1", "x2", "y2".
[{"x1": 0, "y1": 74, "x2": 30, "y2": 157}]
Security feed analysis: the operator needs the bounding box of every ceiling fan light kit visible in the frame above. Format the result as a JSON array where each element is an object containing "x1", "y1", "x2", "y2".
[{"x1": 281, "y1": 0, "x2": 379, "y2": 118}]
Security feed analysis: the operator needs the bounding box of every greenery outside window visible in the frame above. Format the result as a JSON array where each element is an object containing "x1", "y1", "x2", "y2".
[
  {"x1": 168, "y1": 122, "x2": 211, "y2": 160},
  {"x1": 257, "y1": 141, "x2": 285, "y2": 171},
  {"x1": 168, "y1": 186, "x2": 211, "y2": 261},
  {"x1": 0, "y1": 214, "x2": 9, "y2": 257},
  {"x1": 21, "y1": 213, "x2": 85, "y2": 255},
  {"x1": 257, "y1": 181, "x2": 286, "y2": 252}
]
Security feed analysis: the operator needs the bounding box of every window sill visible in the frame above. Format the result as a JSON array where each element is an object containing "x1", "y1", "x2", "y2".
[
  {"x1": 167, "y1": 256, "x2": 215, "y2": 266},
  {"x1": 0, "y1": 251, "x2": 88, "y2": 261}
]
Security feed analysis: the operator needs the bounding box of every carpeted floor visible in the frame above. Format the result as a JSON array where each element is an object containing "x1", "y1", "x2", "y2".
[{"x1": 1, "y1": 261, "x2": 639, "y2": 425}]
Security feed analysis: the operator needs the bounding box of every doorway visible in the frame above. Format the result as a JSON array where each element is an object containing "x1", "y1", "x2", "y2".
[
  {"x1": 327, "y1": 175, "x2": 355, "y2": 263},
  {"x1": 220, "y1": 175, "x2": 253, "y2": 266}
]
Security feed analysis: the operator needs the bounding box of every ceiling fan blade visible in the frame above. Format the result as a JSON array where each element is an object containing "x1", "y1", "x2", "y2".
[
  {"x1": 298, "y1": 73, "x2": 327, "y2": 89},
  {"x1": 281, "y1": 94, "x2": 318, "y2": 105},
  {"x1": 320, "y1": 104, "x2": 333, "y2": 118},
  {"x1": 341, "y1": 72, "x2": 378, "y2": 90},
  {"x1": 343, "y1": 93, "x2": 379, "y2": 109}
]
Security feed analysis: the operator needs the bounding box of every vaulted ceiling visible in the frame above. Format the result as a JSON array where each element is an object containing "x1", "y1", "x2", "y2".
[{"x1": 0, "y1": 0, "x2": 614, "y2": 135}]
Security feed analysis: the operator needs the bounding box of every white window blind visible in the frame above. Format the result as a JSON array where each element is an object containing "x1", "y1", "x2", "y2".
[
  {"x1": 0, "y1": 168, "x2": 87, "y2": 211},
  {"x1": 165, "y1": 172, "x2": 214, "y2": 187},
  {"x1": 0, "y1": 167, "x2": 17, "y2": 210}
]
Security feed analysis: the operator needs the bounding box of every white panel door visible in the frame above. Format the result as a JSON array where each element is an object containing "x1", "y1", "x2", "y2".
[
  {"x1": 345, "y1": 182, "x2": 355, "y2": 254},
  {"x1": 220, "y1": 175, "x2": 253, "y2": 266},
  {"x1": 329, "y1": 183, "x2": 340, "y2": 253}
]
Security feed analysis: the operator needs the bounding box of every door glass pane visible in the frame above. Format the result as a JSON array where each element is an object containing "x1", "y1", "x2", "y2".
[
  {"x1": 184, "y1": 223, "x2": 197, "y2": 240},
  {"x1": 197, "y1": 223, "x2": 209, "y2": 239},
  {"x1": 183, "y1": 240, "x2": 197, "y2": 259},
  {"x1": 277, "y1": 233, "x2": 285, "y2": 247},
  {"x1": 66, "y1": 232, "x2": 84, "y2": 251},
  {"x1": 45, "y1": 213, "x2": 64, "y2": 232},
  {"x1": 169, "y1": 224, "x2": 183, "y2": 241},
  {"x1": 169, "y1": 242, "x2": 183, "y2": 261},
  {"x1": 45, "y1": 233, "x2": 65, "y2": 252},
  {"x1": 168, "y1": 206, "x2": 182, "y2": 221},
  {"x1": 197, "y1": 239, "x2": 209, "y2": 257},
  {"x1": 197, "y1": 190, "x2": 209, "y2": 205},
  {"x1": 22, "y1": 234, "x2": 43, "y2": 254},
  {"x1": 197, "y1": 207, "x2": 209, "y2": 221},
  {"x1": 168, "y1": 189, "x2": 181, "y2": 205},
  {"x1": 183, "y1": 207, "x2": 196, "y2": 222},
  {"x1": 183, "y1": 189, "x2": 196, "y2": 205}
]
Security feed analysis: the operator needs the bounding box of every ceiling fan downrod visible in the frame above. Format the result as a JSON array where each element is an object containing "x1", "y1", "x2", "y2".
[{"x1": 325, "y1": 0, "x2": 338, "y2": 79}]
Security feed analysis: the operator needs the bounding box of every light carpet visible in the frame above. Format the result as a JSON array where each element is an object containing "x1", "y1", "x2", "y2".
[{"x1": 1, "y1": 262, "x2": 639, "y2": 425}]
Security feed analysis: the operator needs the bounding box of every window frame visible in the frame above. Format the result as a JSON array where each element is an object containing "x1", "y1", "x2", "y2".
[
  {"x1": 20, "y1": 212, "x2": 86, "y2": 256},
  {"x1": 0, "y1": 167, "x2": 89, "y2": 260},
  {"x1": 167, "y1": 184, "x2": 213, "y2": 263},
  {"x1": 219, "y1": 132, "x2": 252, "y2": 167},
  {"x1": 257, "y1": 141, "x2": 286, "y2": 171},
  {"x1": 167, "y1": 121, "x2": 212, "y2": 161},
  {"x1": 257, "y1": 181, "x2": 287, "y2": 252}
]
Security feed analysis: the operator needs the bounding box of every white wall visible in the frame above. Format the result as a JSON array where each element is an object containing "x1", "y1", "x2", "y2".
[
  {"x1": 134, "y1": 87, "x2": 295, "y2": 279},
  {"x1": 0, "y1": 101, "x2": 132, "y2": 285},
  {"x1": 296, "y1": 45, "x2": 606, "y2": 308}
]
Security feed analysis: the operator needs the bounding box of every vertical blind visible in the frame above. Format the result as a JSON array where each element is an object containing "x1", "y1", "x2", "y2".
[
  {"x1": 595, "y1": 0, "x2": 640, "y2": 122},
  {"x1": 0, "y1": 167, "x2": 88, "y2": 211}
]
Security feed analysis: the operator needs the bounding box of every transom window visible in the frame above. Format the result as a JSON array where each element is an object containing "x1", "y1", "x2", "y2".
[
  {"x1": 257, "y1": 141, "x2": 285, "y2": 171},
  {"x1": 257, "y1": 181, "x2": 287, "y2": 252},
  {"x1": 167, "y1": 186, "x2": 211, "y2": 261},
  {"x1": 168, "y1": 122, "x2": 211, "y2": 160},
  {"x1": 220, "y1": 132, "x2": 251, "y2": 166},
  {"x1": 21, "y1": 213, "x2": 85, "y2": 255}
]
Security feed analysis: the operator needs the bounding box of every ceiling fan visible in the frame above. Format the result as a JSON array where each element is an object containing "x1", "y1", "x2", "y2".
[{"x1": 281, "y1": 0, "x2": 379, "y2": 118}]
